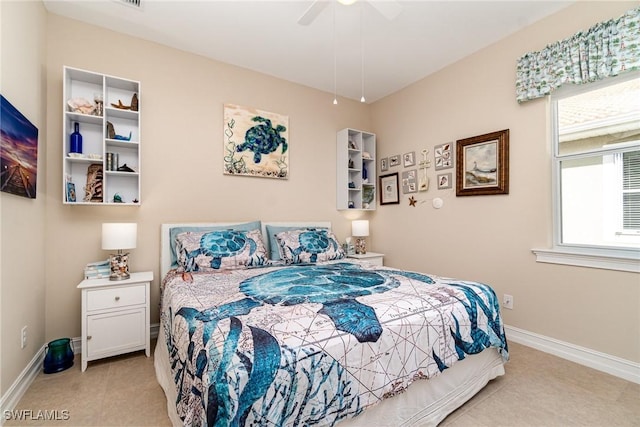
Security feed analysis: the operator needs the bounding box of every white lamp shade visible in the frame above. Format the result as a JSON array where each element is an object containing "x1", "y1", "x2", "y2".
[
  {"x1": 351, "y1": 220, "x2": 369, "y2": 237},
  {"x1": 102, "y1": 223, "x2": 137, "y2": 250}
]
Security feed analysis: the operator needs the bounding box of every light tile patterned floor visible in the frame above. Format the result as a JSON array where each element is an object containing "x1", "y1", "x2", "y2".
[{"x1": 5, "y1": 341, "x2": 639, "y2": 426}]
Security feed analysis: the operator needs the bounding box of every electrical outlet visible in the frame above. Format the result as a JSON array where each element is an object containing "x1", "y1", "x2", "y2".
[
  {"x1": 21, "y1": 326, "x2": 27, "y2": 349},
  {"x1": 503, "y1": 294, "x2": 514, "y2": 310}
]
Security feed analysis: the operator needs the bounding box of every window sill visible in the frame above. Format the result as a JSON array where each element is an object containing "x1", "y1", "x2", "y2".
[{"x1": 532, "y1": 248, "x2": 640, "y2": 273}]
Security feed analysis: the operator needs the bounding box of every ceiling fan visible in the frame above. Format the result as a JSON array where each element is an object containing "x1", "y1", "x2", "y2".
[{"x1": 298, "y1": 0, "x2": 403, "y2": 26}]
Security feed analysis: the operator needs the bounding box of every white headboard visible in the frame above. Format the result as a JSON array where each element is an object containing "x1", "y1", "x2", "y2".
[{"x1": 160, "y1": 221, "x2": 332, "y2": 278}]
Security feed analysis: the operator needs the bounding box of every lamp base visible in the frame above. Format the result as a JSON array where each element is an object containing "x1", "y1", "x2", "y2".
[
  {"x1": 355, "y1": 237, "x2": 367, "y2": 255},
  {"x1": 109, "y1": 252, "x2": 130, "y2": 281}
]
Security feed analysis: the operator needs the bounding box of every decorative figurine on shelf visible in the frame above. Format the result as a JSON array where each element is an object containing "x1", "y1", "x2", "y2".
[
  {"x1": 117, "y1": 164, "x2": 135, "y2": 173},
  {"x1": 348, "y1": 159, "x2": 354, "y2": 169},
  {"x1": 110, "y1": 99, "x2": 132, "y2": 110},
  {"x1": 67, "y1": 98, "x2": 94, "y2": 115},
  {"x1": 113, "y1": 132, "x2": 132, "y2": 141},
  {"x1": 106, "y1": 121, "x2": 132, "y2": 141},
  {"x1": 130, "y1": 93, "x2": 138, "y2": 111},
  {"x1": 83, "y1": 164, "x2": 103, "y2": 202},
  {"x1": 132, "y1": 198, "x2": 139, "y2": 204},
  {"x1": 94, "y1": 93, "x2": 104, "y2": 116},
  {"x1": 113, "y1": 193, "x2": 124, "y2": 203},
  {"x1": 106, "y1": 121, "x2": 115, "y2": 139}
]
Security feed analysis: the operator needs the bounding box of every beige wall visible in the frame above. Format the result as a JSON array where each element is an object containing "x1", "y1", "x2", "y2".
[
  {"x1": 44, "y1": 15, "x2": 372, "y2": 342},
  {"x1": 371, "y1": 1, "x2": 640, "y2": 363},
  {"x1": 0, "y1": 1, "x2": 48, "y2": 395}
]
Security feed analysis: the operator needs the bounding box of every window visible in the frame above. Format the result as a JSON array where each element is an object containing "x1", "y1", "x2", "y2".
[{"x1": 538, "y1": 74, "x2": 640, "y2": 271}]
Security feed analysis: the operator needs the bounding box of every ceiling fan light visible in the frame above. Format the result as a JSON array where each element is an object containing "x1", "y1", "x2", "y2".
[{"x1": 337, "y1": 0, "x2": 358, "y2": 5}]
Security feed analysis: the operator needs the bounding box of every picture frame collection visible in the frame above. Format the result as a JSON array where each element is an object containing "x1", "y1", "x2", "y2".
[{"x1": 378, "y1": 128, "x2": 510, "y2": 205}]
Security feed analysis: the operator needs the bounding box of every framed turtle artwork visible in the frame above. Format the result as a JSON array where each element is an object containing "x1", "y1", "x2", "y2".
[{"x1": 223, "y1": 104, "x2": 289, "y2": 179}]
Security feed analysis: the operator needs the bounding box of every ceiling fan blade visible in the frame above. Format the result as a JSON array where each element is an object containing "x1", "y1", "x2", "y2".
[
  {"x1": 368, "y1": 0, "x2": 402, "y2": 21},
  {"x1": 298, "y1": 1, "x2": 330, "y2": 26}
]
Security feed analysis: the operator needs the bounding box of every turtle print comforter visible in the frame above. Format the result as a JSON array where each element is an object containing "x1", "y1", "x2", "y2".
[{"x1": 160, "y1": 261, "x2": 509, "y2": 427}]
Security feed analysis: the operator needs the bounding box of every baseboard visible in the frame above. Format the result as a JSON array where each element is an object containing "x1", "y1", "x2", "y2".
[
  {"x1": 0, "y1": 346, "x2": 46, "y2": 426},
  {"x1": 0, "y1": 323, "x2": 161, "y2": 424},
  {"x1": 505, "y1": 324, "x2": 640, "y2": 384}
]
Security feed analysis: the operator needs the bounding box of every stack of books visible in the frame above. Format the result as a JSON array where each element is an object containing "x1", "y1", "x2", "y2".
[{"x1": 84, "y1": 259, "x2": 110, "y2": 280}]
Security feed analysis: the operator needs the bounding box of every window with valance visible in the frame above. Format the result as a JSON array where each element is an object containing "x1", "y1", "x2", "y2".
[{"x1": 516, "y1": 7, "x2": 639, "y2": 103}]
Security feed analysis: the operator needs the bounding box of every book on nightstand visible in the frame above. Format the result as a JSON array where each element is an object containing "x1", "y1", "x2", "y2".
[{"x1": 84, "y1": 259, "x2": 110, "y2": 279}]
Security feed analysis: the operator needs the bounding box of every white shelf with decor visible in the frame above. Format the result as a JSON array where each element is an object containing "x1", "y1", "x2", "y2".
[
  {"x1": 62, "y1": 66, "x2": 141, "y2": 205},
  {"x1": 336, "y1": 128, "x2": 376, "y2": 210}
]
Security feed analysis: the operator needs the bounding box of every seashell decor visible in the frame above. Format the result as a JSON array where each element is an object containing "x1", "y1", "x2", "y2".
[{"x1": 67, "y1": 97, "x2": 95, "y2": 115}]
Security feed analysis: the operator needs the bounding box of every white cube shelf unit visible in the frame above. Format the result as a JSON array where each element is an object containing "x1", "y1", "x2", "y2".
[
  {"x1": 337, "y1": 128, "x2": 376, "y2": 211},
  {"x1": 63, "y1": 66, "x2": 141, "y2": 205}
]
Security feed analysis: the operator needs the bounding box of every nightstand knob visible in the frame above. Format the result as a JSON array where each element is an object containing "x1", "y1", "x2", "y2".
[
  {"x1": 87, "y1": 335, "x2": 92, "y2": 340},
  {"x1": 115, "y1": 296, "x2": 120, "y2": 301}
]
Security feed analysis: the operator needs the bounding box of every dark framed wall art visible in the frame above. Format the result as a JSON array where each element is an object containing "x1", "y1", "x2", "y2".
[{"x1": 456, "y1": 129, "x2": 509, "y2": 196}]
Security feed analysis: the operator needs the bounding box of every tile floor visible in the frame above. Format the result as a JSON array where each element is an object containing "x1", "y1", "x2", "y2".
[{"x1": 5, "y1": 341, "x2": 640, "y2": 426}]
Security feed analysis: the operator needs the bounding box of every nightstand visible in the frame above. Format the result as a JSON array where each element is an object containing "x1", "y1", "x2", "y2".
[
  {"x1": 347, "y1": 252, "x2": 384, "y2": 266},
  {"x1": 77, "y1": 271, "x2": 153, "y2": 371}
]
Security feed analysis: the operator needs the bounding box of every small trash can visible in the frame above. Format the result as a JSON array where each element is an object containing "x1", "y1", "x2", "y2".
[{"x1": 43, "y1": 338, "x2": 74, "y2": 374}]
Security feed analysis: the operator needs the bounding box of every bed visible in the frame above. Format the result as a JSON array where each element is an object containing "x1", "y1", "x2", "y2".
[{"x1": 154, "y1": 221, "x2": 509, "y2": 426}]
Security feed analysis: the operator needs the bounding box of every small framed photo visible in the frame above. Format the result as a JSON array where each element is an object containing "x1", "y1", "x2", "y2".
[
  {"x1": 389, "y1": 155, "x2": 400, "y2": 167},
  {"x1": 403, "y1": 151, "x2": 416, "y2": 167},
  {"x1": 402, "y1": 169, "x2": 417, "y2": 194},
  {"x1": 66, "y1": 182, "x2": 76, "y2": 202},
  {"x1": 437, "y1": 173, "x2": 452, "y2": 189},
  {"x1": 380, "y1": 173, "x2": 400, "y2": 205},
  {"x1": 456, "y1": 129, "x2": 509, "y2": 196},
  {"x1": 380, "y1": 157, "x2": 389, "y2": 172},
  {"x1": 434, "y1": 143, "x2": 454, "y2": 170}
]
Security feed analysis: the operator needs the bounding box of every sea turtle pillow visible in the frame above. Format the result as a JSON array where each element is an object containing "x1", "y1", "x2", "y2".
[
  {"x1": 276, "y1": 228, "x2": 345, "y2": 264},
  {"x1": 176, "y1": 229, "x2": 270, "y2": 271}
]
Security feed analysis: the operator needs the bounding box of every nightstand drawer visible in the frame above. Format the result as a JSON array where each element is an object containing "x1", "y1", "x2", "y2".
[{"x1": 87, "y1": 284, "x2": 146, "y2": 311}]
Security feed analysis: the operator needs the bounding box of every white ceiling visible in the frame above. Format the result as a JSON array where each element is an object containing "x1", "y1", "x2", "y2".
[{"x1": 42, "y1": 0, "x2": 573, "y2": 103}]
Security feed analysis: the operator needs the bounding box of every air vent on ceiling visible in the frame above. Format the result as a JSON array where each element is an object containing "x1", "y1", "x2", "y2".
[{"x1": 115, "y1": 0, "x2": 142, "y2": 9}]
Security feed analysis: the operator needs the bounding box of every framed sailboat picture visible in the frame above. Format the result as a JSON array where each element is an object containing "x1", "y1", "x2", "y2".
[{"x1": 456, "y1": 129, "x2": 509, "y2": 196}]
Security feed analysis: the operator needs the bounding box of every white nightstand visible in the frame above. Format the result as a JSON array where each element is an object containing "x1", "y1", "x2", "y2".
[
  {"x1": 77, "y1": 271, "x2": 153, "y2": 371},
  {"x1": 347, "y1": 252, "x2": 384, "y2": 266}
]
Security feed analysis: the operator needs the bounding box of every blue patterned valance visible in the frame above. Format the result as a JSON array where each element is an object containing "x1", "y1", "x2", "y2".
[{"x1": 516, "y1": 7, "x2": 640, "y2": 103}]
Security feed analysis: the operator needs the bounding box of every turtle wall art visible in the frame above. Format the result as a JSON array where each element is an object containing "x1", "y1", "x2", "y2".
[{"x1": 224, "y1": 104, "x2": 289, "y2": 179}]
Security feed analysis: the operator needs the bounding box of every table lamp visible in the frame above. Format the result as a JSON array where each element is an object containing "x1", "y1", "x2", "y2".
[
  {"x1": 352, "y1": 220, "x2": 369, "y2": 254},
  {"x1": 102, "y1": 223, "x2": 137, "y2": 281}
]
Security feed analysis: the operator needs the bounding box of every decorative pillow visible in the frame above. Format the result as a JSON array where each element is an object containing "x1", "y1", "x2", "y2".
[
  {"x1": 169, "y1": 221, "x2": 261, "y2": 267},
  {"x1": 276, "y1": 228, "x2": 345, "y2": 264},
  {"x1": 176, "y1": 228, "x2": 270, "y2": 271},
  {"x1": 265, "y1": 225, "x2": 328, "y2": 260}
]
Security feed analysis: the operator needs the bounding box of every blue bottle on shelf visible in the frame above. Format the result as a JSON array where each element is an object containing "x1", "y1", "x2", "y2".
[{"x1": 70, "y1": 122, "x2": 83, "y2": 153}]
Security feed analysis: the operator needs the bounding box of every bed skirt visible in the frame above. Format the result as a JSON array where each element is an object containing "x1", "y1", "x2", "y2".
[{"x1": 154, "y1": 321, "x2": 505, "y2": 427}]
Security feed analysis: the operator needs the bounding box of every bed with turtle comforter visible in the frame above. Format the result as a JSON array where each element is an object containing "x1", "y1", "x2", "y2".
[{"x1": 155, "y1": 222, "x2": 509, "y2": 427}]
